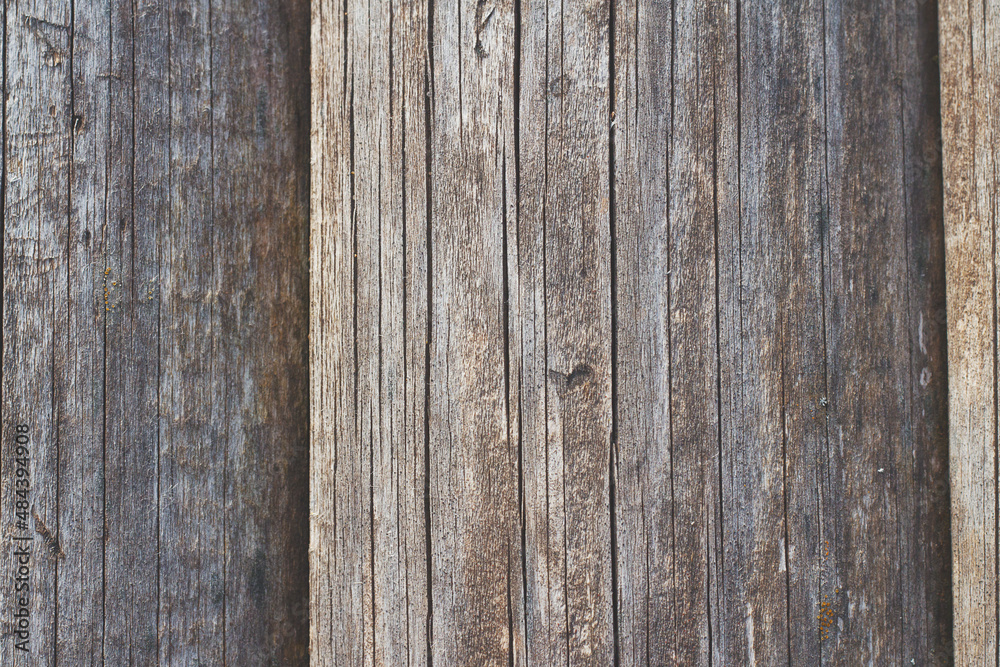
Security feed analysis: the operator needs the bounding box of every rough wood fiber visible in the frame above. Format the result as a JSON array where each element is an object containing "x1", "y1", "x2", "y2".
[
  {"x1": 312, "y1": 0, "x2": 951, "y2": 664},
  {"x1": 1, "y1": 0, "x2": 310, "y2": 663},
  {"x1": 941, "y1": 0, "x2": 999, "y2": 663}
]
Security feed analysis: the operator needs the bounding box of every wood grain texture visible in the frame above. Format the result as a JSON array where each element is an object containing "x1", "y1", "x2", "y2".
[
  {"x1": 1, "y1": 0, "x2": 310, "y2": 663},
  {"x1": 312, "y1": 0, "x2": 951, "y2": 664},
  {"x1": 941, "y1": 0, "x2": 999, "y2": 663},
  {"x1": 518, "y1": 0, "x2": 613, "y2": 663}
]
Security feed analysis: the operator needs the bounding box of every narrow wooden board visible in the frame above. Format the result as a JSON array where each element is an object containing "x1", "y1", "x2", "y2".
[
  {"x1": 2, "y1": 2, "x2": 71, "y2": 662},
  {"x1": 1, "y1": 0, "x2": 310, "y2": 662},
  {"x1": 518, "y1": 0, "x2": 614, "y2": 663},
  {"x1": 941, "y1": 0, "x2": 999, "y2": 663}
]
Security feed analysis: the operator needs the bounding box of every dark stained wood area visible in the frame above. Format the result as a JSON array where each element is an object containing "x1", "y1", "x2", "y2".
[{"x1": 2, "y1": 0, "x2": 311, "y2": 663}]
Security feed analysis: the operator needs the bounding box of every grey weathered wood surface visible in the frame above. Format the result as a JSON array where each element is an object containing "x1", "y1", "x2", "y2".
[
  {"x1": 941, "y1": 0, "x2": 999, "y2": 663},
  {"x1": 312, "y1": 0, "x2": 952, "y2": 665},
  {"x1": 1, "y1": 0, "x2": 310, "y2": 663}
]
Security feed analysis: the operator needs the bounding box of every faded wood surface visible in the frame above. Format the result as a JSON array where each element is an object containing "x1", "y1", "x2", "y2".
[
  {"x1": 941, "y1": 0, "x2": 999, "y2": 663},
  {"x1": 1, "y1": 0, "x2": 310, "y2": 663},
  {"x1": 311, "y1": 0, "x2": 951, "y2": 665}
]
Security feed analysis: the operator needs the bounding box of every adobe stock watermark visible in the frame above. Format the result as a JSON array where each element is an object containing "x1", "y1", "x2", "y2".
[{"x1": 10, "y1": 423, "x2": 32, "y2": 652}]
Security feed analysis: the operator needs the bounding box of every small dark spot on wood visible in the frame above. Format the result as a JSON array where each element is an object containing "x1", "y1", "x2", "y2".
[
  {"x1": 868, "y1": 283, "x2": 880, "y2": 306},
  {"x1": 818, "y1": 203, "x2": 828, "y2": 239},
  {"x1": 548, "y1": 75, "x2": 569, "y2": 98},
  {"x1": 49, "y1": 105, "x2": 56, "y2": 117},
  {"x1": 474, "y1": 3, "x2": 496, "y2": 59},
  {"x1": 249, "y1": 547, "x2": 267, "y2": 604},
  {"x1": 82, "y1": 228, "x2": 91, "y2": 244},
  {"x1": 566, "y1": 363, "x2": 593, "y2": 389},
  {"x1": 257, "y1": 89, "x2": 269, "y2": 137},
  {"x1": 32, "y1": 508, "x2": 64, "y2": 560},
  {"x1": 211, "y1": 573, "x2": 225, "y2": 606},
  {"x1": 73, "y1": 114, "x2": 84, "y2": 132},
  {"x1": 120, "y1": 217, "x2": 127, "y2": 232}
]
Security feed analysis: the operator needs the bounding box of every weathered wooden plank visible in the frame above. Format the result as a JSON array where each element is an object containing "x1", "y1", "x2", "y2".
[
  {"x1": 610, "y1": 0, "x2": 677, "y2": 662},
  {"x1": 313, "y1": 0, "x2": 951, "y2": 664},
  {"x1": 2, "y1": 1, "x2": 72, "y2": 663},
  {"x1": 518, "y1": 0, "x2": 614, "y2": 664},
  {"x1": 310, "y1": 0, "x2": 361, "y2": 662},
  {"x1": 613, "y1": 0, "x2": 736, "y2": 662},
  {"x1": 396, "y1": 2, "x2": 434, "y2": 664},
  {"x1": 730, "y1": 0, "x2": 827, "y2": 663},
  {"x1": 57, "y1": 0, "x2": 110, "y2": 660},
  {"x1": 211, "y1": 0, "x2": 311, "y2": 663},
  {"x1": 822, "y1": 0, "x2": 954, "y2": 662},
  {"x1": 941, "y1": 0, "x2": 999, "y2": 662},
  {"x1": 514, "y1": 1, "x2": 554, "y2": 662},
  {"x1": 3, "y1": 0, "x2": 311, "y2": 662},
  {"x1": 426, "y1": 1, "x2": 519, "y2": 664},
  {"x1": 311, "y1": 0, "x2": 521, "y2": 663},
  {"x1": 895, "y1": 0, "x2": 952, "y2": 661},
  {"x1": 104, "y1": 0, "x2": 162, "y2": 661},
  {"x1": 612, "y1": 0, "x2": 950, "y2": 663},
  {"x1": 157, "y1": 0, "x2": 226, "y2": 660}
]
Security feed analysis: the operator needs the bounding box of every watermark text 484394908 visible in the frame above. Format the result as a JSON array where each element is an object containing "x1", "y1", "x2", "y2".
[{"x1": 11, "y1": 424, "x2": 31, "y2": 652}]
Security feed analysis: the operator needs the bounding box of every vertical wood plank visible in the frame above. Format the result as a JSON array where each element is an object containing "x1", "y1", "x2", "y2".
[
  {"x1": 517, "y1": 0, "x2": 614, "y2": 664},
  {"x1": 2, "y1": 0, "x2": 71, "y2": 663},
  {"x1": 212, "y1": 0, "x2": 311, "y2": 663},
  {"x1": 611, "y1": 0, "x2": 676, "y2": 662},
  {"x1": 311, "y1": 0, "x2": 522, "y2": 663},
  {"x1": 897, "y1": 0, "x2": 952, "y2": 661},
  {"x1": 514, "y1": 0, "x2": 553, "y2": 661},
  {"x1": 613, "y1": 0, "x2": 737, "y2": 662},
  {"x1": 351, "y1": 1, "x2": 392, "y2": 662},
  {"x1": 157, "y1": 0, "x2": 225, "y2": 660},
  {"x1": 397, "y1": 2, "x2": 434, "y2": 664},
  {"x1": 310, "y1": 0, "x2": 363, "y2": 662},
  {"x1": 103, "y1": 0, "x2": 162, "y2": 660},
  {"x1": 56, "y1": 0, "x2": 109, "y2": 660},
  {"x1": 2, "y1": 0, "x2": 311, "y2": 661},
  {"x1": 731, "y1": 0, "x2": 827, "y2": 663},
  {"x1": 942, "y1": 0, "x2": 999, "y2": 662},
  {"x1": 607, "y1": 0, "x2": 951, "y2": 664},
  {"x1": 822, "y1": 0, "x2": 945, "y2": 662},
  {"x1": 427, "y1": 0, "x2": 519, "y2": 664}
]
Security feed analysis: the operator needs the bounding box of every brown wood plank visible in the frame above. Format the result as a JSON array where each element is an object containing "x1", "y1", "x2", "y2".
[
  {"x1": 157, "y1": 0, "x2": 225, "y2": 659},
  {"x1": 821, "y1": 0, "x2": 953, "y2": 662},
  {"x1": 612, "y1": 0, "x2": 736, "y2": 662},
  {"x1": 2, "y1": 0, "x2": 311, "y2": 662},
  {"x1": 58, "y1": 0, "x2": 110, "y2": 660},
  {"x1": 312, "y1": 0, "x2": 952, "y2": 664},
  {"x1": 311, "y1": 0, "x2": 523, "y2": 663},
  {"x1": 396, "y1": 2, "x2": 434, "y2": 664},
  {"x1": 610, "y1": 0, "x2": 677, "y2": 661},
  {"x1": 426, "y1": 1, "x2": 519, "y2": 664},
  {"x1": 518, "y1": 0, "x2": 614, "y2": 664},
  {"x1": 310, "y1": 0, "x2": 362, "y2": 662},
  {"x1": 896, "y1": 0, "x2": 952, "y2": 661},
  {"x1": 730, "y1": 0, "x2": 827, "y2": 663},
  {"x1": 211, "y1": 0, "x2": 311, "y2": 663},
  {"x1": 942, "y1": 0, "x2": 999, "y2": 662}
]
